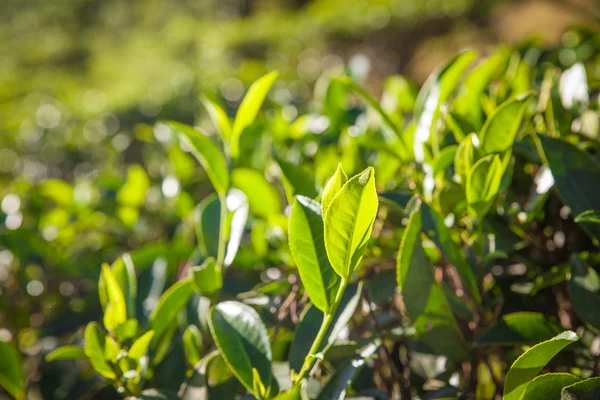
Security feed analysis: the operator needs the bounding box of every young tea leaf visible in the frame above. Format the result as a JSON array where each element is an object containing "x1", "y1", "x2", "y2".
[
  {"x1": 522, "y1": 373, "x2": 580, "y2": 400},
  {"x1": 169, "y1": 121, "x2": 229, "y2": 197},
  {"x1": 466, "y1": 154, "x2": 503, "y2": 217},
  {"x1": 230, "y1": 71, "x2": 278, "y2": 158},
  {"x1": 128, "y1": 330, "x2": 155, "y2": 360},
  {"x1": 321, "y1": 164, "x2": 347, "y2": 215},
  {"x1": 84, "y1": 322, "x2": 116, "y2": 379},
  {"x1": 201, "y1": 96, "x2": 232, "y2": 142},
  {"x1": 101, "y1": 263, "x2": 127, "y2": 332},
  {"x1": 149, "y1": 279, "x2": 194, "y2": 346},
  {"x1": 324, "y1": 167, "x2": 378, "y2": 279},
  {"x1": 289, "y1": 195, "x2": 339, "y2": 312},
  {"x1": 45, "y1": 345, "x2": 86, "y2": 362}
]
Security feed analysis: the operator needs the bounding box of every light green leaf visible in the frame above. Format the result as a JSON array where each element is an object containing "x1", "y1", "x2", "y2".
[
  {"x1": 324, "y1": 167, "x2": 378, "y2": 279},
  {"x1": 575, "y1": 210, "x2": 600, "y2": 224},
  {"x1": 149, "y1": 279, "x2": 194, "y2": 346},
  {"x1": 274, "y1": 383, "x2": 308, "y2": 400},
  {"x1": 45, "y1": 345, "x2": 86, "y2": 362},
  {"x1": 231, "y1": 71, "x2": 278, "y2": 158},
  {"x1": 522, "y1": 373, "x2": 580, "y2": 400},
  {"x1": 168, "y1": 121, "x2": 229, "y2": 196},
  {"x1": 414, "y1": 50, "x2": 477, "y2": 162},
  {"x1": 189, "y1": 257, "x2": 222, "y2": 296},
  {"x1": 129, "y1": 331, "x2": 155, "y2": 360},
  {"x1": 289, "y1": 195, "x2": 340, "y2": 313},
  {"x1": 183, "y1": 325, "x2": 203, "y2": 368},
  {"x1": 479, "y1": 92, "x2": 533, "y2": 155},
  {"x1": 568, "y1": 256, "x2": 600, "y2": 333},
  {"x1": 208, "y1": 301, "x2": 272, "y2": 397},
  {"x1": 476, "y1": 312, "x2": 563, "y2": 347},
  {"x1": 288, "y1": 283, "x2": 362, "y2": 374},
  {"x1": 466, "y1": 154, "x2": 503, "y2": 217},
  {"x1": 84, "y1": 322, "x2": 116, "y2": 379},
  {"x1": 321, "y1": 164, "x2": 347, "y2": 215},
  {"x1": 503, "y1": 331, "x2": 579, "y2": 400},
  {"x1": 231, "y1": 168, "x2": 280, "y2": 219},
  {"x1": 454, "y1": 48, "x2": 510, "y2": 128},
  {"x1": 201, "y1": 96, "x2": 231, "y2": 141},
  {"x1": 116, "y1": 164, "x2": 150, "y2": 208},
  {"x1": 537, "y1": 135, "x2": 600, "y2": 242},
  {"x1": 454, "y1": 133, "x2": 477, "y2": 183},
  {"x1": 101, "y1": 263, "x2": 127, "y2": 332},
  {"x1": 396, "y1": 197, "x2": 468, "y2": 361},
  {"x1": 100, "y1": 253, "x2": 137, "y2": 319},
  {"x1": 104, "y1": 336, "x2": 120, "y2": 361},
  {"x1": 562, "y1": 377, "x2": 600, "y2": 399},
  {"x1": 0, "y1": 340, "x2": 25, "y2": 400}
]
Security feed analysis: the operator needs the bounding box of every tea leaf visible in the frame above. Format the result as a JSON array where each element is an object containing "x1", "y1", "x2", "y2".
[
  {"x1": 201, "y1": 96, "x2": 232, "y2": 141},
  {"x1": 149, "y1": 279, "x2": 194, "y2": 345},
  {"x1": 231, "y1": 168, "x2": 280, "y2": 218},
  {"x1": 169, "y1": 121, "x2": 229, "y2": 196},
  {"x1": 209, "y1": 301, "x2": 272, "y2": 397},
  {"x1": 476, "y1": 312, "x2": 563, "y2": 347},
  {"x1": 522, "y1": 373, "x2": 580, "y2": 400},
  {"x1": 504, "y1": 331, "x2": 579, "y2": 400},
  {"x1": 45, "y1": 345, "x2": 86, "y2": 362},
  {"x1": 0, "y1": 340, "x2": 25, "y2": 400},
  {"x1": 562, "y1": 377, "x2": 600, "y2": 400},
  {"x1": 289, "y1": 195, "x2": 339, "y2": 312},
  {"x1": 129, "y1": 330, "x2": 155, "y2": 360},
  {"x1": 101, "y1": 263, "x2": 127, "y2": 332},
  {"x1": 84, "y1": 322, "x2": 116, "y2": 379},
  {"x1": 321, "y1": 163, "x2": 347, "y2": 215},
  {"x1": 231, "y1": 71, "x2": 278, "y2": 158},
  {"x1": 189, "y1": 257, "x2": 222, "y2": 296},
  {"x1": 324, "y1": 167, "x2": 378, "y2": 279},
  {"x1": 466, "y1": 154, "x2": 503, "y2": 217},
  {"x1": 479, "y1": 92, "x2": 533, "y2": 155}
]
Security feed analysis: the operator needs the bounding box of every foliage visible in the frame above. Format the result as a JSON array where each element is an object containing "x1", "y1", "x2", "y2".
[{"x1": 3, "y1": 26, "x2": 600, "y2": 400}]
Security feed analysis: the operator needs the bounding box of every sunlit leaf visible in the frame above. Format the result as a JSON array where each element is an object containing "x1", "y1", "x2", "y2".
[
  {"x1": 84, "y1": 322, "x2": 116, "y2": 379},
  {"x1": 149, "y1": 279, "x2": 194, "y2": 346},
  {"x1": 231, "y1": 71, "x2": 278, "y2": 158},
  {"x1": 129, "y1": 330, "x2": 155, "y2": 360},
  {"x1": 466, "y1": 154, "x2": 503, "y2": 217},
  {"x1": 321, "y1": 163, "x2": 347, "y2": 215},
  {"x1": 231, "y1": 168, "x2": 280, "y2": 219},
  {"x1": 504, "y1": 331, "x2": 579, "y2": 400},
  {"x1": 324, "y1": 167, "x2": 378, "y2": 279},
  {"x1": 289, "y1": 195, "x2": 339, "y2": 313},
  {"x1": 169, "y1": 121, "x2": 229, "y2": 196},
  {"x1": 101, "y1": 263, "x2": 127, "y2": 332},
  {"x1": 202, "y1": 96, "x2": 232, "y2": 141},
  {"x1": 189, "y1": 257, "x2": 222, "y2": 296}
]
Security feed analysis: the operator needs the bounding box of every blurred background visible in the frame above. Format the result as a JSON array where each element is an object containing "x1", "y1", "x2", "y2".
[{"x1": 1, "y1": 0, "x2": 600, "y2": 398}]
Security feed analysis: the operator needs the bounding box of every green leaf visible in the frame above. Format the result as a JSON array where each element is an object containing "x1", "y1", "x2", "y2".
[
  {"x1": 503, "y1": 331, "x2": 579, "y2": 400},
  {"x1": 101, "y1": 263, "x2": 127, "y2": 332},
  {"x1": 476, "y1": 312, "x2": 563, "y2": 346},
  {"x1": 183, "y1": 325, "x2": 203, "y2": 368},
  {"x1": 189, "y1": 257, "x2": 223, "y2": 297},
  {"x1": 149, "y1": 279, "x2": 194, "y2": 346},
  {"x1": 202, "y1": 96, "x2": 231, "y2": 141},
  {"x1": 100, "y1": 253, "x2": 137, "y2": 319},
  {"x1": 208, "y1": 301, "x2": 272, "y2": 397},
  {"x1": 478, "y1": 92, "x2": 533, "y2": 155},
  {"x1": 522, "y1": 373, "x2": 580, "y2": 400},
  {"x1": 562, "y1": 377, "x2": 600, "y2": 399},
  {"x1": 168, "y1": 121, "x2": 229, "y2": 196},
  {"x1": 231, "y1": 71, "x2": 278, "y2": 158},
  {"x1": 568, "y1": 256, "x2": 600, "y2": 333},
  {"x1": 196, "y1": 194, "x2": 221, "y2": 258},
  {"x1": 454, "y1": 133, "x2": 477, "y2": 184},
  {"x1": 453, "y1": 48, "x2": 509, "y2": 128},
  {"x1": 289, "y1": 195, "x2": 340, "y2": 312},
  {"x1": 84, "y1": 322, "x2": 116, "y2": 379},
  {"x1": 45, "y1": 345, "x2": 86, "y2": 362},
  {"x1": 414, "y1": 50, "x2": 477, "y2": 162},
  {"x1": 231, "y1": 168, "x2": 280, "y2": 219},
  {"x1": 275, "y1": 156, "x2": 319, "y2": 200},
  {"x1": 288, "y1": 283, "x2": 362, "y2": 373},
  {"x1": 466, "y1": 154, "x2": 503, "y2": 217},
  {"x1": 129, "y1": 331, "x2": 155, "y2": 360},
  {"x1": 315, "y1": 341, "x2": 379, "y2": 400},
  {"x1": 0, "y1": 340, "x2": 25, "y2": 400},
  {"x1": 274, "y1": 384, "x2": 308, "y2": 400},
  {"x1": 116, "y1": 164, "x2": 150, "y2": 208},
  {"x1": 537, "y1": 135, "x2": 600, "y2": 241},
  {"x1": 574, "y1": 210, "x2": 600, "y2": 224},
  {"x1": 321, "y1": 164, "x2": 347, "y2": 215},
  {"x1": 396, "y1": 197, "x2": 468, "y2": 361},
  {"x1": 324, "y1": 167, "x2": 378, "y2": 279}
]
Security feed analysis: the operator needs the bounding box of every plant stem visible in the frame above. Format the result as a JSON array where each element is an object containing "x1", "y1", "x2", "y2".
[{"x1": 295, "y1": 277, "x2": 347, "y2": 382}]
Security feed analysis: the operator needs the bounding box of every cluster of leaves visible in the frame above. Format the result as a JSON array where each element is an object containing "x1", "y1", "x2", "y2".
[{"x1": 3, "y1": 29, "x2": 600, "y2": 400}]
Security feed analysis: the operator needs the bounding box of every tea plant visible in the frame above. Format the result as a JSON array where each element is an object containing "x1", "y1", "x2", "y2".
[{"x1": 3, "y1": 36, "x2": 600, "y2": 400}]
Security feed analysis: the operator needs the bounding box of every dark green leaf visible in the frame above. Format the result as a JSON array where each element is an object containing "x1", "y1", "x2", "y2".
[
  {"x1": 568, "y1": 256, "x2": 600, "y2": 333},
  {"x1": 562, "y1": 377, "x2": 600, "y2": 400},
  {"x1": 396, "y1": 197, "x2": 469, "y2": 361},
  {"x1": 522, "y1": 373, "x2": 580, "y2": 400},
  {"x1": 208, "y1": 301, "x2": 272, "y2": 397},
  {"x1": 149, "y1": 279, "x2": 194, "y2": 346}
]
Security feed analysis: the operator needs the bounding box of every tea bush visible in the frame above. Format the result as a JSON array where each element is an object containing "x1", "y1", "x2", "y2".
[{"x1": 3, "y1": 35, "x2": 600, "y2": 400}]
